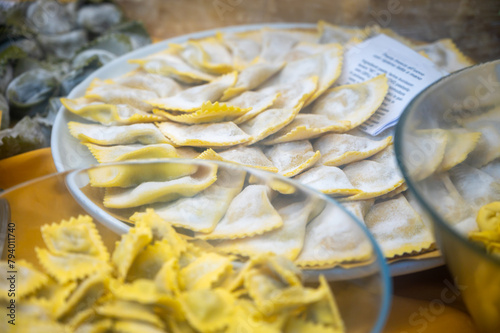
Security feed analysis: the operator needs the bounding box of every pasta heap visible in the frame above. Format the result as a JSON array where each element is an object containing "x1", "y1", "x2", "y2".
[
  {"x1": 0, "y1": 211, "x2": 344, "y2": 332},
  {"x1": 63, "y1": 21, "x2": 476, "y2": 263}
]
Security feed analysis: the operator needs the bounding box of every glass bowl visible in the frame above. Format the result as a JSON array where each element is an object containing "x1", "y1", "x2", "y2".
[
  {"x1": 0, "y1": 159, "x2": 391, "y2": 332},
  {"x1": 395, "y1": 59, "x2": 500, "y2": 332}
]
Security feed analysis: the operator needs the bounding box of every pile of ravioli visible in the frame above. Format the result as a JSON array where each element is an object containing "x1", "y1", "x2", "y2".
[
  {"x1": 404, "y1": 107, "x2": 500, "y2": 243},
  {"x1": 0, "y1": 211, "x2": 344, "y2": 333},
  {"x1": 62, "y1": 21, "x2": 474, "y2": 262}
]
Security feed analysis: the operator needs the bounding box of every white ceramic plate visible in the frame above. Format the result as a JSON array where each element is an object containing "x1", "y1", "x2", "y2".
[{"x1": 51, "y1": 22, "x2": 444, "y2": 276}]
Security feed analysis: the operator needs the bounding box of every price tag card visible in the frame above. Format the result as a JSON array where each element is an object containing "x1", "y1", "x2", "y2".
[{"x1": 337, "y1": 34, "x2": 448, "y2": 136}]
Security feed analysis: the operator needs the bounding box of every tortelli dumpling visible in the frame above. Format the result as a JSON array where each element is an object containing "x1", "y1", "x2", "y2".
[
  {"x1": 295, "y1": 203, "x2": 373, "y2": 268},
  {"x1": 228, "y1": 89, "x2": 281, "y2": 125},
  {"x1": 310, "y1": 74, "x2": 388, "y2": 130},
  {"x1": 283, "y1": 41, "x2": 339, "y2": 62},
  {"x1": 178, "y1": 36, "x2": 234, "y2": 74},
  {"x1": 413, "y1": 38, "x2": 474, "y2": 73},
  {"x1": 88, "y1": 161, "x2": 199, "y2": 188},
  {"x1": 131, "y1": 168, "x2": 246, "y2": 233},
  {"x1": 313, "y1": 133, "x2": 393, "y2": 167},
  {"x1": 102, "y1": 164, "x2": 218, "y2": 208},
  {"x1": 399, "y1": 129, "x2": 448, "y2": 181},
  {"x1": 437, "y1": 128, "x2": 481, "y2": 172},
  {"x1": 156, "y1": 121, "x2": 252, "y2": 147},
  {"x1": 342, "y1": 145, "x2": 405, "y2": 200},
  {"x1": 460, "y1": 108, "x2": 500, "y2": 167},
  {"x1": 61, "y1": 97, "x2": 165, "y2": 126},
  {"x1": 317, "y1": 20, "x2": 367, "y2": 44},
  {"x1": 417, "y1": 174, "x2": 473, "y2": 225},
  {"x1": 129, "y1": 48, "x2": 216, "y2": 83},
  {"x1": 84, "y1": 143, "x2": 181, "y2": 163},
  {"x1": 448, "y1": 164, "x2": 500, "y2": 209},
  {"x1": 221, "y1": 61, "x2": 284, "y2": 101},
  {"x1": 260, "y1": 114, "x2": 350, "y2": 145},
  {"x1": 239, "y1": 77, "x2": 318, "y2": 145},
  {"x1": 293, "y1": 165, "x2": 360, "y2": 196},
  {"x1": 364, "y1": 194, "x2": 434, "y2": 258},
  {"x1": 263, "y1": 140, "x2": 321, "y2": 177},
  {"x1": 68, "y1": 122, "x2": 172, "y2": 145},
  {"x1": 154, "y1": 102, "x2": 250, "y2": 124},
  {"x1": 85, "y1": 79, "x2": 157, "y2": 112},
  {"x1": 217, "y1": 30, "x2": 262, "y2": 69},
  {"x1": 213, "y1": 196, "x2": 324, "y2": 260},
  {"x1": 266, "y1": 46, "x2": 343, "y2": 106},
  {"x1": 196, "y1": 184, "x2": 283, "y2": 240},
  {"x1": 259, "y1": 29, "x2": 319, "y2": 63},
  {"x1": 198, "y1": 146, "x2": 278, "y2": 173},
  {"x1": 147, "y1": 72, "x2": 237, "y2": 112},
  {"x1": 341, "y1": 199, "x2": 374, "y2": 224},
  {"x1": 112, "y1": 70, "x2": 183, "y2": 98}
]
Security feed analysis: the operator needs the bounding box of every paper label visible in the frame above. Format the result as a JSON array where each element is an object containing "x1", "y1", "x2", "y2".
[{"x1": 337, "y1": 34, "x2": 447, "y2": 136}]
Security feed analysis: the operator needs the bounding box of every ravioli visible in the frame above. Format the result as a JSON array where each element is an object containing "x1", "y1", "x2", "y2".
[
  {"x1": 130, "y1": 168, "x2": 246, "y2": 233},
  {"x1": 295, "y1": 203, "x2": 373, "y2": 267},
  {"x1": 259, "y1": 29, "x2": 318, "y2": 63},
  {"x1": 85, "y1": 143, "x2": 181, "y2": 163},
  {"x1": 196, "y1": 185, "x2": 282, "y2": 240},
  {"x1": 263, "y1": 140, "x2": 321, "y2": 177},
  {"x1": 413, "y1": 38, "x2": 474, "y2": 73},
  {"x1": 199, "y1": 146, "x2": 278, "y2": 172},
  {"x1": 402, "y1": 129, "x2": 448, "y2": 180},
  {"x1": 98, "y1": 301, "x2": 165, "y2": 328},
  {"x1": 261, "y1": 114, "x2": 350, "y2": 145},
  {"x1": 364, "y1": 194, "x2": 434, "y2": 258},
  {"x1": 113, "y1": 70, "x2": 183, "y2": 98},
  {"x1": 103, "y1": 164, "x2": 218, "y2": 208},
  {"x1": 68, "y1": 122, "x2": 172, "y2": 145},
  {"x1": 342, "y1": 145, "x2": 405, "y2": 200},
  {"x1": 154, "y1": 101, "x2": 250, "y2": 124},
  {"x1": 179, "y1": 36, "x2": 234, "y2": 74},
  {"x1": 230, "y1": 89, "x2": 281, "y2": 124},
  {"x1": 41, "y1": 215, "x2": 109, "y2": 261},
  {"x1": 180, "y1": 252, "x2": 233, "y2": 290},
  {"x1": 318, "y1": 20, "x2": 367, "y2": 44},
  {"x1": 460, "y1": 108, "x2": 500, "y2": 167},
  {"x1": 54, "y1": 272, "x2": 109, "y2": 320},
  {"x1": 217, "y1": 30, "x2": 262, "y2": 69},
  {"x1": 437, "y1": 128, "x2": 481, "y2": 172},
  {"x1": 147, "y1": 72, "x2": 236, "y2": 112},
  {"x1": 448, "y1": 164, "x2": 500, "y2": 210},
  {"x1": 179, "y1": 288, "x2": 235, "y2": 332},
  {"x1": 156, "y1": 120, "x2": 252, "y2": 147},
  {"x1": 244, "y1": 269, "x2": 325, "y2": 317},
  {"x1": 416, "y1": 174, "x2": 474, "y2": 225},
  {"x1": 36, "y1": 249, "x2": 111, "y2": 284},
  {"x1": 85, "y1": 79, "x2": 157, "y2": 111},
  {"x1": 239, "y1": 77, "x2": 318, "y2": 145},
  {"x1": 214, "y1": 197, "x2": 323, "y2": 260},
  {"x1": 129, "y1": 49, "x2": 216, "y2": 83},
  {"x1": 284, "y1": 42, "x2": 339, "y2": 62},
  {"x1": 313, "y1": 133, "x2": 393, "y2": 167},
  {"x1": 293, "y1": 165, "x2": 360, "y2": 196},
  {"x1": 62, "y1": 97, "x2": 165, "y2": 126},
  {"x1": 310, "y1": 74, "x2": 388, "y2": 130},
  {"x1": 266, "y1": 46, "x2": 343, "y2": 106},
  {"x1": 112, "y1": 226, "x2": 153, "y2": 280},
  {"x1": 221, "y1": 61, "x2": 284, "y2": 100},
  {"x1": 88, "y1": 160, "x2": 199, "y2": 187}
]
